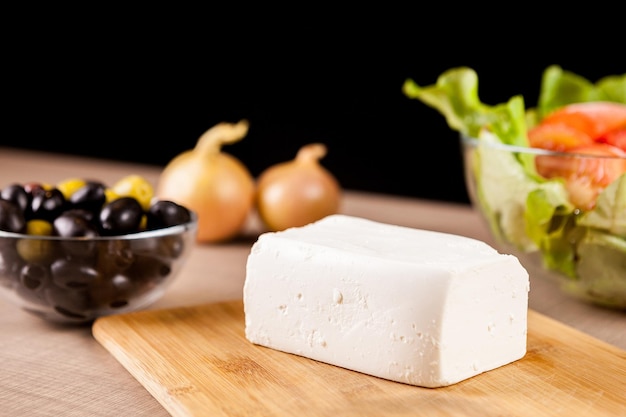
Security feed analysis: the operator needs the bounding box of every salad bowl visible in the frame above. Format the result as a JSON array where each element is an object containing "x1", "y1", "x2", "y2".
[
  {"x1": 404, "y1": 65, "x2": 626, "y2": 310},
  {"x1": 461, "y1": 134, "x2": 625, "y2": 309}
]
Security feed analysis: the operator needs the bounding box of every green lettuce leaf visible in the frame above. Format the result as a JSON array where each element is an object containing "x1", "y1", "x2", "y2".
[
  {"x1": 402, "y1": 67, "x2": 529, "y2": 147},
  {"x1": 537, "y1": 65, "x2": 626, "y2": 118},
  {"x1": 567, "y1": 231, "x2": 626, "y2": 309},
  {"x1": 578, "y1": 174, "x2": 626, "y2": 237}
]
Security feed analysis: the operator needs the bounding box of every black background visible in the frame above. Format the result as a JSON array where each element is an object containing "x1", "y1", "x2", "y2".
[{"x1": 3, "y1": 16, "x2": 623, "y2": 205}]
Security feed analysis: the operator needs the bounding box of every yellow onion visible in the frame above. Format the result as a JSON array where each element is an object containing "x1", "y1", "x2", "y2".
[
  {"x1": 156, "y1": 120, "x2": 254, "y2": 243},
  {"x1": 255, "y1": 143, "x2": 341, "y2": 231}
]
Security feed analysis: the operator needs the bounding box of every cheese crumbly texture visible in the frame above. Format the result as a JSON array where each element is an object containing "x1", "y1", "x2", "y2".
[{"x1": 243, "y1": 214, "x2": 529, "y2": 388}]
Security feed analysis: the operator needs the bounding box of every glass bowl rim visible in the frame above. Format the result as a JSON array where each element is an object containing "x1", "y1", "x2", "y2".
[
  {"x1": 0, "y1": 212, "x2": 198, "y2": 241},
  {"x1": 461, "y1": 134, "x2": 626, "y2": 160}
]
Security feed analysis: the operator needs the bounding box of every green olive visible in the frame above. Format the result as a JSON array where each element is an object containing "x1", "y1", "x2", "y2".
[
  {"x1": 26, "y1": 219, "x2": 53, "y2": 236},
  {"x1": 112, "y1": 175, "x2": 154, "y2": 211},
  {"x1": 18, "y1": 220, "x2": 56, "y2": 264},
  {"x1": 16, "y1": 238, "x2": 57, "y2": 265},
  {"x1": 56, "y1": 178, "x2": 87, "y2": 200}
]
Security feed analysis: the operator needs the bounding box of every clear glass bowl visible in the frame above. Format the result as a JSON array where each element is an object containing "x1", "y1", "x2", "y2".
[
  {"x1": 461, "y1": 135, "x2": 626, "y2": 310},
  {"x1": 0, "y1": 214, "x2": 197, "y2": 324}
]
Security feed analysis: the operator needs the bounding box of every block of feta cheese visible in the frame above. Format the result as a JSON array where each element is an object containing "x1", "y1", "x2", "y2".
[{"x1": 243, "y1": 214, "x2": 529, "y2": 388}]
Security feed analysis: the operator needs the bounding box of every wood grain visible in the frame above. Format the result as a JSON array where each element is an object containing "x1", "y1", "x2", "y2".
[{"x1": 92, "y1": 301, "x2": 626, "y2": 417}]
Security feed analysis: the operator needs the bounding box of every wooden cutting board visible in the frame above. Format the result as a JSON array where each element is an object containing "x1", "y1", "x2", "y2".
[{"x1": 92, "y1": 300, "x2": 626, "y2": 417}]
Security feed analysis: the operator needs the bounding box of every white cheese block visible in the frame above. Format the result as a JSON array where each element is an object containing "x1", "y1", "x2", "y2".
[{"x1": 243, "y1": 214, "x2": 529, "y2": 388}]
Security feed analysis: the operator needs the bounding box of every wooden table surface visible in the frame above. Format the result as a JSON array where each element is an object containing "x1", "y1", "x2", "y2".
[{"x1": 1, "y1": 147, "x2": 624, "y2": 417}]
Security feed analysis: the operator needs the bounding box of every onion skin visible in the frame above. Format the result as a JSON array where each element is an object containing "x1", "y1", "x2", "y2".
[
  {"x1": 156, "y1": 120, "x2": 255, "y2": 243},
  {"x1": 255, "y1": 143, "x2": 341, "y2": 232}
]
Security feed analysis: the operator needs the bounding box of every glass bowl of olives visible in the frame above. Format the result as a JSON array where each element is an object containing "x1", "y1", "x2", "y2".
[{"x1": 0, "y1": 177, "x2": 197, "y2": 324}]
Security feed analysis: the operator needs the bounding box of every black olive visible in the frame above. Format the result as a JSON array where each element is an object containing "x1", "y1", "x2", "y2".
[
  {"x1": 19, "y1": 263, "x2": 50, "y2": 291},
  {"x1": 69, "y1": 181, "x2": 107, "y2": 213},
  {"x1": 29, "y1": 188, "x2": 67, "y2": 222},
  {"x1": 146, "y1": 200, "x2": 192, "y2": 230},
  {"x1": 127, "y1": 254, "x2": 172, "y2": 283},
  {"x1": 99, "y1": 197, "x2": 144, "y2": 236},
  {"x1": 0, "y1": 244, "x2": 23, "y2": 285},
  {"x1": 0, "y1": 199, "x2": 26, "y2": 233},
  {"x1": 89, "y1": 274, "x2": 134, "y2": 309},
  {"x1": 53, "y1": 211, "x2": 100, "y2": 238},
  {"x1": 45, "y1": 285, "x2": 91, "y2": 320},
  {"x1": 1, "y1": 183, "x2": 29, "y2": 212},
  {"x1": 53, "y1": 212, "x2": 100, "y2": 258},
  {"x1": 62, "y1": 208, "x2": 98, "y2": 227},
  {"x1": 132, "y1": 235, "x2": 186, "y2": 259},
  {"x1": 15, "y1": 267, "x2": 49, "y2": 306},
  {"x1": 51, "y1": 258, "x2": 100, "y2": 289},
  {"x1": 96, "y1": 240, "x2": 135, "y2": 278}
]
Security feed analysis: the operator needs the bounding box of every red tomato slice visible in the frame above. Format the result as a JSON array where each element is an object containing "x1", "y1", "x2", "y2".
[
  {"x1": 528, "y1": 123, "x2": 594, "y2": 151},
  {"x1": 535, "y1": 143, "x2": 626, "y2": 210},
  {"x1": 540, "y1": 101, "x2": 626, "y2": 140},
  {"x1": 597, "y1": 128, "x2": 626, "y2": 152}
]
